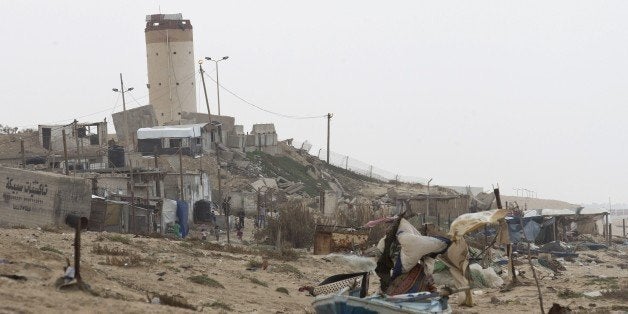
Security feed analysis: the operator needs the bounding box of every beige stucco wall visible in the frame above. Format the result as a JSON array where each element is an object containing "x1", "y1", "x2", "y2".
[{"x1": 146, "y1": 28, "x2": 197, "y2": 125}]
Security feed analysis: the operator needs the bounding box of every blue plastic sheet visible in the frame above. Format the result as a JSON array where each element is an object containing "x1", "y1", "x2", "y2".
[{"x1": 176, "y1": 200, "x2": 189, "y2": 238}]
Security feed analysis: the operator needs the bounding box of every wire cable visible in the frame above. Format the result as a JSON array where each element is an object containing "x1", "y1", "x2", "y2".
[{"x1": 201, "y1": 71, "x2": 326, "y2": 120}]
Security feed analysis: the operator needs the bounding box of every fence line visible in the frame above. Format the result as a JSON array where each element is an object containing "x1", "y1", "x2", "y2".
[{"x1": 291, "y1": 140, "x2": 426, "y2": 184}]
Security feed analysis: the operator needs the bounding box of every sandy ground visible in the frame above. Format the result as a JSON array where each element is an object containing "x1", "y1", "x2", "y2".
[{"x1": 0, "y1": 222, "x2": 626, "y2": 313}]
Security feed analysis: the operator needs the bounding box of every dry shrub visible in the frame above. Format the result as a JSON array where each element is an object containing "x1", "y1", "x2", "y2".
[
  {"x1": 247, "y1": 260, "x2": 263, "y2": 268},
  {"x1": 205, "y1": 301, "x2": 232, "y2": 311},
  {"x1": 189, "y1": 275, "x2": 224, "y2": 288},
  {"x1": 154, "y1": 293, "x2": 196, "y2": 311},
  {"x1": 41, "y1": 225, "x2": 63, "y2": 233},
  {"x1": 201, "y1": 242, "x2": 251, "y2": 255},
  {"x1": 334, "y1": 202, "x2": 388, "y2": 246},
  {"x1": 601, "y1": 288, "x2": 628, "y2": 301},
  {"x1": 103, "y1": 253, "x2": 142, "y2": 267},
  {"x1": 92, "y1": 244, "x2": 130, "y2": 256},
  {"x1": 335, "y1": 203, "x2": 376, "y2": 228},
  {"x1": 273, "y1": 263, "x2": 303, "y2": 278},
  {"x1": 262, "y1": 246, "x2": 300, "y2": 261},
  {"x1": 40, "y1": 245, "x2": 63, "y2": 255},
  {"x1": 254, "y1": 200, "x2": 315, "y2": 249},
  {"x1": 241, "y1": 275, "x2": 268, "y2": 287}
]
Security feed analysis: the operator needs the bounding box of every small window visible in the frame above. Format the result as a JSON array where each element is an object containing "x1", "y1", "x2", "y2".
[
  {"x1": 158, "y1": 82, "x2": 162, "y2": 86},
  {"x1": 156, "y1": 52, "x2": 159, "y2": 56},
  {"x1": 173, "y1": 51, "x2": 177, "y2": 54},
  {"x1": 176, "y1": 82, "x2": 179, "y2": 85},
  {"x1": 161, "y1": 113, "x2": 164, "y2": 116},
  {"x1": 188, "y1": 51, "x2": 191, "y2": 54},
  {"x1": 169, "y1": 138, "x2": 182, "y2": 148}
]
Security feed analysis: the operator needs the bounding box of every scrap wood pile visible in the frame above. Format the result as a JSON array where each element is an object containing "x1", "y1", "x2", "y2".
[{"x1": 300, "y1": 208, "x2": 511, "y2": 310}]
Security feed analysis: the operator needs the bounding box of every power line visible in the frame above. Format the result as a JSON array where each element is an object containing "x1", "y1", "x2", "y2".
[{"x1": 201, "y1": 71, "x2": 326, "y2": 120}]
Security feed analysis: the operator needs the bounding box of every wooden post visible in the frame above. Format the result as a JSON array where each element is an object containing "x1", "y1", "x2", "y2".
[
  {"x1": 437, "y1": 212, "x2": 440, "y2": 227},
  {"x1": 605, "y1": 213, "x2": 609, "y2": 244},
  {"x1": 74, "y1": 120, "x2": 81, "y2": 175},
  {"x1": 178, "y1": 148, "x2": 184, "y2": 200},
  {"x1": 154, "y1": 150, "x2": 161, "y2": 198},
  {"x1": 20, "y1": 139, "x2": 25, "y2": 168},
  {"x1": 62, "y1": 129, "x2": 69, "y2": 175}
]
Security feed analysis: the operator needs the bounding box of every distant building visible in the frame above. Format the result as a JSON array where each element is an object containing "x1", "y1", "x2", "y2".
[
  {"x1": 37, "y1": 120, "x2": 109, "y2": 170},
  {"x1": 136, "y1": 123, "x2": 215, "y2": 156},
  {"x1": 145, "y1": 13, "x2": 197, "y2": 125},
  {"x1": 226, "y1": 123, "x2": 280, "y2": 155}
]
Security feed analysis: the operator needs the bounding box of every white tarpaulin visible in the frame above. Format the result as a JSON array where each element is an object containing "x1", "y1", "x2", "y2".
[
  {"x1": 137, "y1": 123, "x2": 206, "y2": 139},
  {"x1": 162, "y1": 199, "x2": 178, "y2": 227}
]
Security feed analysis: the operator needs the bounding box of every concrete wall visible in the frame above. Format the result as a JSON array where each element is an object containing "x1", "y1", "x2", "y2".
[
  {"x1": 0, "y1": 167, "x2": 91, "y2": 227},
  {"x1": 251, "y1": 124, "x2": 276, "y2": 134},
  {"x1": 228, "y1": 191, "x2": 257, "y2": 216},
  {"x1": 112, "y1": 105, "x2": 158, "y2": 146},
  {"x1": 324, "y1": 190, "x2": 339, "y2": 217}
]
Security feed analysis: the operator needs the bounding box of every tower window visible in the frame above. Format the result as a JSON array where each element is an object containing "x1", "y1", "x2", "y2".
[
  {"x1": 188, "y1": 51, "x2": 191, "y2": 54},
  {"x1": 176, "y1": 82, "x2": 180, "y2": 85},
  {"x1": 158, "y1": 82, "x2": 162, "y2": 86},
  {"x1": 173, "y1": 51, "x2": 177, "y2": 54},
  {"x1": 156, "y1": 52, "x2": 159, "y2": 56}
]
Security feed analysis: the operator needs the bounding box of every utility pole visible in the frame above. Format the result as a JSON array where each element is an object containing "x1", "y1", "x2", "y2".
[
  {"x1": 20, "y1": 139, "x2": 25, "y2": 169},
  {"x1": 62, "y1": 129, "x2": 69, "y2": 175},
  {"x1": 113, "y1": 74, "x2": 135, "y2": 232},
  {"x1": 199, "y1": 61, "x2": 213, "y2": 121},
  {"x1": 178, "y1": 147, "x2": 184, "y2": 200},
  {"x1": 154, "y1": 149, "x2": 161, "y2": 198},
  {"x1": 73, "y1": 120, "x2": 80, "y2": 176},
  {"x1": 217, "y1": 149, "x2": 222, "y2": 202},
  {"x1": 326, "y1": 113, "x2": 332, "y2": 164},
  {"x1": 199, "y1": 60, "x2": 221, "y2": 204}
]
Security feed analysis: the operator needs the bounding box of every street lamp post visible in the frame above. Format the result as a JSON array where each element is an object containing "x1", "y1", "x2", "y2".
[{"x1": 204, "y1": 56, "x2": 229, "y2": 116}]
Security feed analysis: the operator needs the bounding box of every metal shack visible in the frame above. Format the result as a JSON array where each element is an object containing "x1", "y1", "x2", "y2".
[
  {"x1": 0, "y1": 166, "x2": 91, "y2": 227},
  {"x1": 136, "y1": 123, "x2": 213, "y2": 156},
  {"x1": 313, "y1": 225, "x2": 369, "y2": 255}
]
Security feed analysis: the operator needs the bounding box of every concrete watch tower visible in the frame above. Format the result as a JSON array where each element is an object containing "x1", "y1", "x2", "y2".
[{"x1": 145, "y1": 13, "x2": 197, "y2": 125}]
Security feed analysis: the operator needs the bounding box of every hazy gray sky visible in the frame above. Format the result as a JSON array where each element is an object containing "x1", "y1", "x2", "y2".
[{"x1": 1, "y1": 1, "x2": 626, "y2": 204}]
